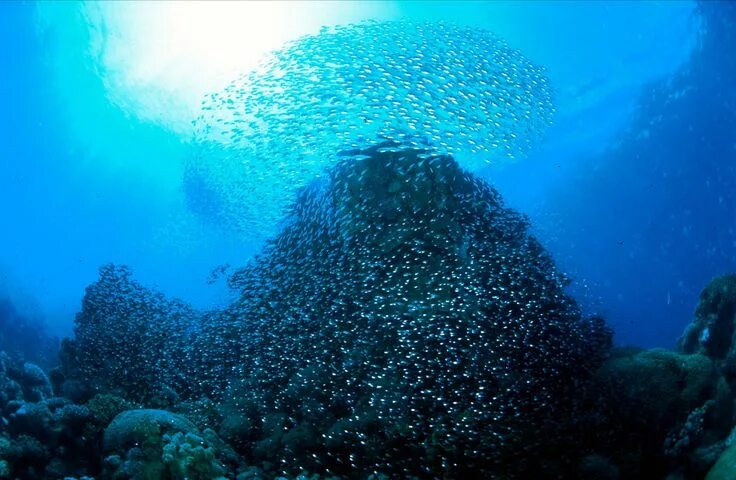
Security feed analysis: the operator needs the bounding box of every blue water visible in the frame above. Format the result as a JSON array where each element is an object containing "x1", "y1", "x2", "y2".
[{"x1": 0, "y1": 1, "x2": 732, "y2": 350}]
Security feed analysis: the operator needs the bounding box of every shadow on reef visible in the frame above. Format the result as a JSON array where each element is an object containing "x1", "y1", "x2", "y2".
[{"x1": 0, "y1": 148, "x2": 733, "y2": 479}]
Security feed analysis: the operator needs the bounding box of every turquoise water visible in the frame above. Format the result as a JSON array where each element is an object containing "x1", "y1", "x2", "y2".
[{"x1": 1, "y1": 1, "x2": 704, "y2": 346}]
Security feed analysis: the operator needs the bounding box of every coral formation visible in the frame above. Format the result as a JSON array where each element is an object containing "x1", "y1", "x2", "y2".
[
  {"x1": 196, "y1": 144, "x2": 611, "y2": 478},
  {"x1": 0, "y1": 353, "x2": 100, "y2": 479},
  {"x1": 2, "y1": 155, "x2": 736, "y2": 479},
  {"x1": 0, "y1": 6, "x2": 733, "y2": 478},
  {"x1": 12, "y1": 147, "x2": 734, "y2": 479},
  {"x1": 562, "y1": 273, "x2": 736, "y2": 480},
  {"x1": 102, "y1": 409, "x2": 232, "y2": 480}
]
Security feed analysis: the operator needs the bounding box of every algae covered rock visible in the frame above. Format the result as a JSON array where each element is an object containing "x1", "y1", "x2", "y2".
[
  {"x1": 595, "y1": 348, "x2": 717, "y2": 426},
  {"x1": 104, "y1": 409, "x2": 198, "y2": 453},
  {"x1": 102, "y1": 409, "x2": 233, "y2": 480},
  {"x1": 680, "y1": 274, "x2": 736, "y2": 360}
]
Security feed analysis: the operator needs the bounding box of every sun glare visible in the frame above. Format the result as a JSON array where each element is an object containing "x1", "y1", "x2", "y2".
[{"x1": 80, "y1": 1, "x2": 397, "y2": 134}]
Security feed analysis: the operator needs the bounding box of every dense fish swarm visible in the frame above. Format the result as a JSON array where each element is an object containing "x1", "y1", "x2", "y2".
[
  {"x1": 63, "y1": 145, "x2": 610, "y2": 478},
  {"x1": 198, "y1": 144, "x2": 608, "y2": 477},
  {"x1": 60, "y1": 265, "x2": 200, "y2": 403},
  {"x1": 186, "y1": 21, "x2": 555, "y2": 237}
]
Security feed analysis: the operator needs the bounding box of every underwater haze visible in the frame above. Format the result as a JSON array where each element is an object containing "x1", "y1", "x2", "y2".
[{"x1": 0, "y1": 1, "x2": 735, "y2": 479}]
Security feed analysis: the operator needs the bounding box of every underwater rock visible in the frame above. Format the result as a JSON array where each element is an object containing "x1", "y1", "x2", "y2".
[
  {"x1": 103, "y1": 409, "x2": 198, "y2": 453},
  {"x1": 580, "y1": 345, "x2": 736, "y2": 479},
  {"x1": 103, "y1": 409, "x2": 234, "y2": 479},
  {"x1": 680, "y1": 275, "x2": 736, "y2": 360},
  {"x1": 595, "y1": 348, "x2": 717, "y2": 427},
  {"x1": 578, "y1": 454, "x2": 620, "y2": 480}
]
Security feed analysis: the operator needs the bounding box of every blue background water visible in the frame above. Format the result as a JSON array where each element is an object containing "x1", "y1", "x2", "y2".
[{"x1": 0, "y1": 1, "x2": 733, "y2": 348}]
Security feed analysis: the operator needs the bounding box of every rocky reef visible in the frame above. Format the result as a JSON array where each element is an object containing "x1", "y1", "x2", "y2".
[{"x1": 573, "y1": 274, "x2": 736, "y2": 480}]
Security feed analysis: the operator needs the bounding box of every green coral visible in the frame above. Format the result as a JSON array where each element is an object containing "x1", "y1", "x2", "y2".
[
  {"x1": 162, "y1": 431, "x2": 227, "y2": 479},
  {"x1": 102, "y1": 409, "x2": 235, "y2": 479},
  {"x1": 104, "y1": 410, "x2": 198, "y2": 453}
]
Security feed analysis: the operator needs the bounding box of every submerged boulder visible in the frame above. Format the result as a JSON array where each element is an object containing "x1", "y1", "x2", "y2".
[
  {"x1": 595, "y1": 348, "x2": 717, "y2": 428},
  {"x1": 679, "y1": 275, "x2": 736, "y2": 360},
  {"x1": 706, "y1": 441, "x2": 736, "y2": 480}
]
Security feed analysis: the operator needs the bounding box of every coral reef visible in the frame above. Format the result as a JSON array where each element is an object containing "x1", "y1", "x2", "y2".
[
  {"x1": 560, "y1": 272, "x2": 736, "y2": 480},
  {"x1": 580, "y1": 348, "x2": 730, "y2": 478},
  {"x1": 2, "y1": 6, "x2": 734, "y2": 477},
  {"x1": 11, "y1": 146, "x2": 735, "y2": 479},
  {"x1": 2, "y1": 157, "x2": 736, "y2": 479},
  {"x1": 196, "y1": 144, "x2": 612, "y2": 478},
  {"x1": 0, "y1": 353, "x2": 98, "y2": 479}
]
